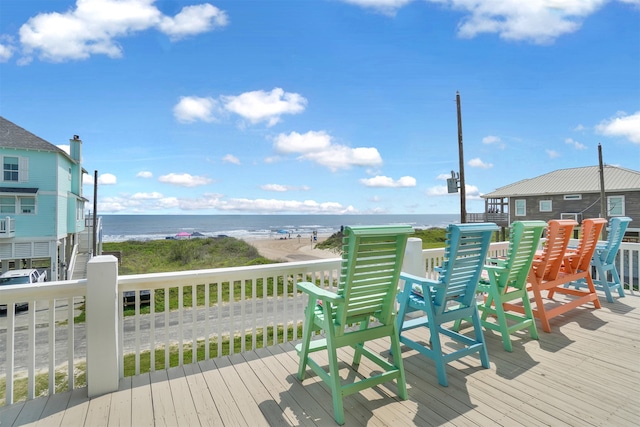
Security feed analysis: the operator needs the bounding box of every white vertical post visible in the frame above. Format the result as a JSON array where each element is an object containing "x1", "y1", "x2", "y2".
[
  {"x1": 86, "y1": 255, "x2": 119, "y2": 397},
  {"x1": 403, "y1": 237, "x2": 424, "y2": 277}
]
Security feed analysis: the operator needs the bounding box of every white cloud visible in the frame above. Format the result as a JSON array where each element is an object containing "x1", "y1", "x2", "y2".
[
  {"x1": 274, "y1": 131, "x2": 383, "y2": 171},
  {"x1": 216, "y1": 198, "x2": 357, "y2": 214},
  {"x1": 565, "y1": 138, "x2": 587, "y2": 150},
  {"x1": 426, "y1": 183, "x2": 481, "y2": 199},
  {"x1": 439, "y1": 0, "x2": 608, "y2": 44},
  {"x1": 174, "y1": 88, "x2": 306, "y2": 126},
  {"x1": 17, "y1": 0, "x2": 228, "y2": 63},
  {"x1": 136, "y1": 170, "x2": 153, "y2": 178},
  {"x1": 339, "y1": 0, "x2": 415, "y2": 14},
  {"x1": 158, "y1": 172, "x2": 212, "y2": 187},
  {"x1": 595, "y1": 111, "x2": 640, "y2": 144},
  {"x1": 468, "y1": 157, "x2": 493, "y2": 169},
  {"x1": 173, "y1": 96, "x2": 219, "y2": 123},
  {"x1": 99, "y1": 173, "x2": 117, "y2": 185},
  {"x1": 261, "y1": 184, "x2": 310, "y2": 192},
  {"x1": 546, "y1": 149, "x2": 560, "y2": 159},
  {"x1": 482, "y1": 135, "x2": 505, "y2": 149},
  {"x1": 360, "y1": 175, "x2": 417, "y2": 188},
  {"x1": 222, "y1": 88, "x2": 307, "y2": 127},
  {"x1": 273, "y1": 131, "x2": 331, "y2": 154},
  {"x1": 222, "y1": 154, "x2": 240, "y2": 165},
  {"x1": 57, "y1": 144, "x2": 70, "y2": 155},
  {"x1": 157, "y1": 4, "x2": 228, "y2": 41},
  {"x1": 0, "y1": 40, "x2": 14, "y2": 62},
  {"x1": 83, "y1": 173, "x2": 94, "y2": 185},
  {"x1": 343, "y1": 0, "x2": 612, "y2": 44},
  {"x1": 131, "y1": 191, "x2": 163, "y2": 199}
]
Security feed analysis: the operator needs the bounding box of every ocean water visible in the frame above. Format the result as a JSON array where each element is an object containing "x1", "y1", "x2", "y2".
[{"x1": 100, "y1": 214, "x2": 461, "y2": 242}]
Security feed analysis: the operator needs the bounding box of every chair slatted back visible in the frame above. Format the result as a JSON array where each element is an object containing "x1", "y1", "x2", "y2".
[
  {"x1": 336, "y1": 225, "x2": 413, "y2": 329},
  {"x1": 433, "y1": 223, "x2": 498, "y2": 312},
  {"x1": 600, "y1": 217, "x2": 632, "y2": 265},
  {"x1": 568, "y1": 218, "x2": 607, "y2": 272},
  {"x1": 533, "y1": 219, "x2": 576, "y2": 281},
  {"x1": 501, "y1": 221, "x2": 547, "y2": 290}
]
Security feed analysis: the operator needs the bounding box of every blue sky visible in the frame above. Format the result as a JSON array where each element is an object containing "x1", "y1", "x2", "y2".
[{"x1": 1, "y1": 0, "x2": 639, "y2": 215}]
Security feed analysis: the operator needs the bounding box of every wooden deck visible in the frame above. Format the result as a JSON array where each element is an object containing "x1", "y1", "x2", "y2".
[{"x1": 3, "y1": 293, "x2": 640, "y2": 426}]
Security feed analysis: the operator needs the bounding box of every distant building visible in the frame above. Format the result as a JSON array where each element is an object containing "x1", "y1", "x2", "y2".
[
  {"x1": 472, "y1": 165, "x2": 640, "y2": 241},
  {"x1": 0, "y1": 116, "x2": 88, "y2": 280}
]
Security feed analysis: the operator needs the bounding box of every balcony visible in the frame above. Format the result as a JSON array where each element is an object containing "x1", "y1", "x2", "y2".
[
  {"x1": 1, "y1": 241, "x2": 639, "y2": 425},
  {"x1": 466, "y1": 212, "x2": 509, "y2": 227},
  {"x1": 0, "y1": 216, "x2": 15, "y2": 238}
]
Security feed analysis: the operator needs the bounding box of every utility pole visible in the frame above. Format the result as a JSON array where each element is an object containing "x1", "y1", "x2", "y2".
[
  {"x1": 456, "y1": 91, "x2": 467, "y2": 223},
  {"x1": 598, "y1": 144, "x2": 607, "y2": 239}
]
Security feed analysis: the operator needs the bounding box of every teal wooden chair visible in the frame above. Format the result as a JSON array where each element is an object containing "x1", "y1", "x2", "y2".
[
  {"x1": 476, "y1": 221, "x2": 546, "y2": 352},
  {"x1": 295, "y1": 225, "x2": 413, "y2": 425},
  {"x1": 396, "y1": 223, "x2": 498, "y2": 387},
  {"x1": 567, "y1": 216, "x2": 632, "y2": 302}
]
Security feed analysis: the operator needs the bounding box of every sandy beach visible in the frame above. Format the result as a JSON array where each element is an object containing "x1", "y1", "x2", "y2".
[{"x1": 245, "y1": 236, "x2": 340, "y2": 262}]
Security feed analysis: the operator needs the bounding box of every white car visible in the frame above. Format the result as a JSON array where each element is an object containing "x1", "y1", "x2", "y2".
[{"x1": 0, "y1": 268, "x2": 47, "y2": 311}]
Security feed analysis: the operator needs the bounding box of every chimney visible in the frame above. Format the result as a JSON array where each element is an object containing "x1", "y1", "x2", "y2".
[{"x1": 70, "y1": 135, "x2": 82, "y2": 162}]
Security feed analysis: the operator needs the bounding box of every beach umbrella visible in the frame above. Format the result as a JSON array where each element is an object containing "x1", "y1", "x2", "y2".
[
  {"x1": 176, "y1": 231, "x2": 191, "y2": 238},
  {"x1": 190, "y1": 231, "x2": 205, "y2": 237},
  {"x1": 278, "y1": 229, "x2": 288, "y2": 234}
]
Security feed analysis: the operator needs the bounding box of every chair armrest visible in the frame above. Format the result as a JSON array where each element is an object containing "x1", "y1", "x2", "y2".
[
  {"x1": 297, "y1": 281, "x2": 341, "y2": 304},
  {"x1": 483, "y1": 264, "x2": 506, "y2": 274},
  {"x1": 400, "y1": 272, "x2": 440, "y2": 291}
]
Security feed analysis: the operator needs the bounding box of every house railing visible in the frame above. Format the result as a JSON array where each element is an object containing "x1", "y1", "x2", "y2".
[
  {"x1": 0, "y1": 216, "x2": 15, "y2": 238},
  {"x1": 466, "y1": 212, "x2": 509, "y2": 225},
  {"x1": 1, "y1": 240, "x2": 638, "y2": 406}
]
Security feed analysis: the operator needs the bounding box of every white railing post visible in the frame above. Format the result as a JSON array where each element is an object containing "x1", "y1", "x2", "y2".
[
  {"x1": 86, "y1": 255, "x2": 119, "y2": 397},
  {"x1": 403, "y1": 237, "x2": 424, "y2": 276}
]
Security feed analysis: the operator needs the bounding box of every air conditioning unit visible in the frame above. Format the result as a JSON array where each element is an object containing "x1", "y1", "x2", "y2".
[{"x1": 560, "y1": 213, "x2": 583, "y2": 223}]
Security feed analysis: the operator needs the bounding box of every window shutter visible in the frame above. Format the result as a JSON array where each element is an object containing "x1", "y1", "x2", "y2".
[{"x1": 19, "y1": 157, "x2": 29, "y2": 182}]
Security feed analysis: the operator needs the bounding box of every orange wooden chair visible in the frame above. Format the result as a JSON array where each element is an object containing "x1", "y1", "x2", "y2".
[{"x1": 505, "y1": 218, "x2": 606, "y2": 333}]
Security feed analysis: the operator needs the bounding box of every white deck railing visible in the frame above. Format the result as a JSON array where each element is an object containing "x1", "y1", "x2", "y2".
[{"x1": 1, "y1": 240, "x2": 638, "y2": 406}]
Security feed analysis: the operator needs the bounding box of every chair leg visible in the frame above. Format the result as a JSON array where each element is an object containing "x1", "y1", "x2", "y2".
[
  {"x1": 326, "y1": 338, "x2": 345, "y2": 425},
  {"x1": 297, "y1": 306, "x2": 315, "y2": 381},
  {"x1": 521, "y1": 291, "x2": 539, "y2": 341},
  {"x1": 352, "y1": 319, "x2": 370, "y2": 366},
  {"x1": 471, "y1": 309, "x2": 490, "y2": 368},
  {"x1": 429, "y1": 323, "x2": 448, "y2": 387},
  {"x1": 390, "y1": 322, "x2": 408, "y2": 400},
  {"x1": 611, "y1": 268, "x2": 626, "y2": 298},
  {"x1": 491, "y1": 293, "x2": 513, "y2": 352}
]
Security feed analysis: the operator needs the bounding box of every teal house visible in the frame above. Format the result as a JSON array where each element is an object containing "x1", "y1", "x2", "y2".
[{"x1": 0, "y1": 116, "x2": 87, "y2": 281}]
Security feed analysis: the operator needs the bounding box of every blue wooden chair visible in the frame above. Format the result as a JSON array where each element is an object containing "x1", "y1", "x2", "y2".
[
  {"x1": 396, "y1": 223, "x2": 498, "y2": 387},
  {"x1": 567, "y1": 216, "x2": 632, "y2": 302},
  {"x1": 295, "y1": 225, "x2": 413, "y2": 425}
]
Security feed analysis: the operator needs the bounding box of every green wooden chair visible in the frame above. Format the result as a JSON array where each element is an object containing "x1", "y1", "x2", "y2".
[
  {"x1": 295, "y1": 225, "x2": 413, "y2": 425},
  {"x1": 396, "y1": 223, "x2": 498, "y2": 387},
  {"x1": 476, "y1": 221, "x2": 546, "y2": 352}
]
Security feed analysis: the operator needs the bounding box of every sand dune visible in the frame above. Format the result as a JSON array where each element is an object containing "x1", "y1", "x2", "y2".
[{"x1": 246, "y1": 236, "x2": 339, "y2": 262}]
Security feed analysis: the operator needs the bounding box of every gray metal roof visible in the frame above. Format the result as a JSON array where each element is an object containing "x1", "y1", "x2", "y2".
[
  {"x1": 483, "y1": 165, "x2": 640, "y2": 198},
  {"x1": 0, "y1": 116, "x2": 68, "y2": 156}
]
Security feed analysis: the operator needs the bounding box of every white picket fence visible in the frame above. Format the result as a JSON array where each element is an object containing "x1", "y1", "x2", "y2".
[{"x1": 1, "y1": 240, "x2": 637, "y2": 406}]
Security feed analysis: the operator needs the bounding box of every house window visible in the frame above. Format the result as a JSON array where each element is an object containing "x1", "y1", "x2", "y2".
[
  {"x1": 607, "y1": 195, "x2": 625, "y2": 216},
  {"x1": 3, "y1": 157, "x2": 19, "y2": 182},
  {"x1": 0, "y1": 197, "x2": 16, "y2": 214},
  {"x1": 19, "y1": 197, "x2": 36, "y2": 214},
  {"x1": 515, "y1": 200, "x2": 526, "y2": 216},
  {"x1": 539, "y1": 200, "x2": 552, "y2": 212},
  {"x1": 564, "y1": 194, "x2": 582, "y2": 200}
]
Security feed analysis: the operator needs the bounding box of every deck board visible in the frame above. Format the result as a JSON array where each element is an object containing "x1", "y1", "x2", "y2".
[{"x1": 3, "y1": 293, "x2": 640, "y2": 426}]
